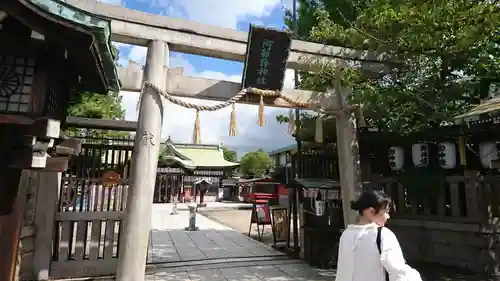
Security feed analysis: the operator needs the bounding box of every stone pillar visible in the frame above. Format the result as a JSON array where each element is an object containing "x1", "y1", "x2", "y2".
[
  {"x1": 335, "y1": 89, "x2": 362, "y2": 227},
  {"x1": 116, "y1": 40, "x2": 167, "y2": 281}
]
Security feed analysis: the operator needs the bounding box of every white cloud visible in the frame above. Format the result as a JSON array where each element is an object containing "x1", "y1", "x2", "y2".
[
  {"x1": 128, "y1": 46, "x2": 148, "y2": 65},
  {"x1": 97, "y1": 0, "x2": 122, "y2": 5},
  {"x1": 152, "y1": 0, "x2": 293, "y2": 29}
]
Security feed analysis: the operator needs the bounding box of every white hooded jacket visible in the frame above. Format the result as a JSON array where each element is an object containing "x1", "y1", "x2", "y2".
[{"x1": 334, "y1": 223, "x2": 422, "y2": 281}]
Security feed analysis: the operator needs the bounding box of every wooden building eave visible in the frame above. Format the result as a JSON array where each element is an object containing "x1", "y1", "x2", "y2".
[
  {"x1": 1, "y1": 0, "x2": 121, "y2": 94},
  {"x1": 65, "y1": 116, "x2": 137, "y2": 131}
]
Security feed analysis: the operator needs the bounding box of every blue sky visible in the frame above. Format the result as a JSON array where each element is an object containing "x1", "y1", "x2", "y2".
[{"x1": 109, "y1": 0, "x2": 297, "y2": 157}]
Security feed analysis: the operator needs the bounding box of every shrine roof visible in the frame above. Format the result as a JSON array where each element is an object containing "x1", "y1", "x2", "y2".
[
  {"x1": 17, "y1": 0, "x2": 120, "y2": 93},
  {"x1": 454, "y1": 95, "x2": 500, "y2": 122},
  {"x1": 164, "y1": 140, "x2": 239, "y2": 169}
]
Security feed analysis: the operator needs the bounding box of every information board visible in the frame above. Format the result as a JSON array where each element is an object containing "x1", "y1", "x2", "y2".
[
  {"x1": 252, "y1": 203, "x2": 271, "y2": 224},
  {"x1": 270, "y1": 206, "x2": 289, "y2": 245}
]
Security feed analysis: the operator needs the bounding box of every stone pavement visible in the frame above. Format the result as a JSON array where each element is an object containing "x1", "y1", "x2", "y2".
[
  {"x1": 162, "y1": 201, "x2": 252, "y2": 212},
  {"x1": 145, "y1": 203, "x2": 335, "y2": 281}
]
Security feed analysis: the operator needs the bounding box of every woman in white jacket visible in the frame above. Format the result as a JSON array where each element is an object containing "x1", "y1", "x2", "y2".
[{"x1": 335, "y1": 190, "x2": 422, "y2": 281}]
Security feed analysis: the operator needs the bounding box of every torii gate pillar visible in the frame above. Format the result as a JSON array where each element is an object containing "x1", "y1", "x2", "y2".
[
  {"x1": 336, "y1": 109, "x2": 362, "y2": 225},
  {"x1": 116, "y1": 40, "x2": 168, "y2": 281}
]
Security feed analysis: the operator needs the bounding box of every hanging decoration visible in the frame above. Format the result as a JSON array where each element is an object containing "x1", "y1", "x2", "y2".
[
  {"x1": 258, "y1": 95, "x2": 265, "y2": 126},
  {"x1": 314, "y1": 115, "x2": 323, "y2": 143},
  {"x1": 140, "y1": 82, "x2": 309, "y2": 144},
  {"x1": 287, "y1": 109, "x2": 296, "y2": 135},
  {"x1": 229, "y1": 103, "x2": 237, "y2": 136},
  {"x1": 192, "y1": 110, "x2": 201, "y2": 144}
]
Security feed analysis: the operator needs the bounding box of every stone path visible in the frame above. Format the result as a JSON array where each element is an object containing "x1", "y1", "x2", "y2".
[{"x1": 145, "y1": 204, "x2": 335, "y2": 281}]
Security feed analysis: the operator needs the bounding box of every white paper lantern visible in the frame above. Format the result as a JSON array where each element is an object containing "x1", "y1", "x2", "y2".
[
  {"x1": 388, "y1": 146, "x2": 404, "y2": 171},
  {"x1": 479, "y1": 142, "x2": 498, "y2": 169},
  {"x1": 412, "y1": 143, "x2": 429, "y2": 167},
  {"x1": 438, "y1": 142, "x2": 457, "y2": 169},
  {"x1": 315, "y1": 200, "x2": 325, "y2": 216}
]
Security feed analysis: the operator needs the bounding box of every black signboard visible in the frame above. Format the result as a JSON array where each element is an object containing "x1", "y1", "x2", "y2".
[{"x1": 241, "y1": 25, "x2": 292, "y2": 91}]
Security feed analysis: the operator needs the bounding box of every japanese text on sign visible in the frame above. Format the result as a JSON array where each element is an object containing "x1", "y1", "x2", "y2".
[{"x1": 257, "y1": 39, "x2": 273, "y2": 85}]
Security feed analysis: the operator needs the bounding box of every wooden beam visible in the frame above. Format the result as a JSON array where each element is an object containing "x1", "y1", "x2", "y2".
[
  {"x1": 65, "y1": 116, "x2": 137, "y2": 131},
  {"x1": 119, "y1": 64, "x2": 342, "y2": 110}
]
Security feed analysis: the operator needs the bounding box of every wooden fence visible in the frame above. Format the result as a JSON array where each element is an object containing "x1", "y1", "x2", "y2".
[
  {"x1": 373, "y1": 172, "x2": 499, "y2": 272},
  {"x1": 50, "y1": 137, "x2": 133, "y2": 279},
  {"x1": 373, "y1": 172, "x2": 490, "y2": 223}
]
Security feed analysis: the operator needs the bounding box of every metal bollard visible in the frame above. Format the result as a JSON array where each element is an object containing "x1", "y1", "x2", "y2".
[
  {"x1": 170, "y1": 196, "x2": 179, "y2": 215},
  {"x1": 184, "y1": 204, "x2": 199, "y2": 231}
]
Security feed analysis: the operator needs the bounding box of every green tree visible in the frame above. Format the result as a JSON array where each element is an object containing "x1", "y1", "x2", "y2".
[
  {"x1": 222, "y1": 147, "x2": 237, "y2": 162},
  {"x1": 239, "y1": 149, "x2": 272, "y2": 177},
  {"x1": 66, "y1": 44, "x2": 128, "y2": 137},
  {"x1": 279, "y1": 0, "x2": 500, "y2": 134}
]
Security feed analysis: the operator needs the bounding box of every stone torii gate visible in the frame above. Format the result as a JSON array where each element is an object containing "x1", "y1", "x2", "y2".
[{"x1": 66, "y1": 1, "x2": 394, "y2": 280}]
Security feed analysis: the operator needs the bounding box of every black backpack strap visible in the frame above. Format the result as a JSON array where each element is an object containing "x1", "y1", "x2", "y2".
[{"x1": 377, "y1": 226, "x2": 390, "y2": 281}]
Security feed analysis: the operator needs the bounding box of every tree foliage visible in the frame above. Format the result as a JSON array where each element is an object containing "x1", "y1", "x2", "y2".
[
  {"x1": 222, "y1": 147, "x2": 238, "y2": 162},
  {"x1": 280, "y1": 0, "x2": 500, "y2": 134},
  {"x1": 66, "y1": 45, "x2": 127, "y2": 137},
  {"x1": 239, "y1": 149, "x2": 272, "y2": 177}
]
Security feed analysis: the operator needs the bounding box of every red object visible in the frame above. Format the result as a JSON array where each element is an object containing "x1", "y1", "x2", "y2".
[
  {"x1": 239, "y1": 177, "x2": 280, "y2": 203},
  {"x1": 255, "y1": 203, "x2": 271, "y2": 223},
  {"x1": 278, "y1": 184, "x2": 288, "y2": 196}
]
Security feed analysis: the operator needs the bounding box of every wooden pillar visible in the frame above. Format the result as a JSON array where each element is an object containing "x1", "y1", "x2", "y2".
[
  {"x1": 33, "y1": 172, "x2": 61, "y2": 280},
  {"x1": 0, "y1": 169, "x2": 27, "y2": 281}
]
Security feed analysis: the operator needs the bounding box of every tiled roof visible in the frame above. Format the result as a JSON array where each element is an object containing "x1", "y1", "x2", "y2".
[
  {"x1": 455, "y1": 95, "x2": 500, "y2": 122},
  {"x1": 24, "y1": 0, "x2": 120, "y2": 93},
  {"x1": 165, "y1": 141, "x2": 239, "y2": 169}
]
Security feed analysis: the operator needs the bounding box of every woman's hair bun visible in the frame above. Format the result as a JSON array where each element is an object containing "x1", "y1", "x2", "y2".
[
  {"x1": 350, "y1": 189, "x2": 392, "y2": 215},
  {"x1": 350, "y1": 200, "x2": 360, "y2": 211}
]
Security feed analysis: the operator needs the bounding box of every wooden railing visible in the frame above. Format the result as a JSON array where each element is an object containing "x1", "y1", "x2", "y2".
[
  {"x1": 373, "y1": 172, "x2": 489, "y2": 223},
  {"x1": 50, "y1": 136, "x2": 133, "y2": 279},
  {"x1": 51, "y1": 177, "x2": 129, "y2": 278},
  {"x1": 293, "y1": 154, "x2": 340, "y2": 179}
]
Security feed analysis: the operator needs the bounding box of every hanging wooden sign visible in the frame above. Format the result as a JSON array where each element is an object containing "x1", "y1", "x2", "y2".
[{"x1": 241, "y1": 25, "x2": 292, "y2": 91}]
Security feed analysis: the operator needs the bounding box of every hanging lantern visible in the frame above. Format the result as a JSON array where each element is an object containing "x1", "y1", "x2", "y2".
[
  {"x1": 388, "y1": 146, "x2": 404, "y2": 171},
  {"x1": 412, "y1": 143, "x2": 429, "y2": 167},
  {"x1": 314, "y1": 189, "x2": 325, "y2": 216},
  {"x1": 479, "y1": 142, "x2": 498, "y2": 169},
  {"x1": 438, "y1": 142, "x2": 457, "y2": 169}
]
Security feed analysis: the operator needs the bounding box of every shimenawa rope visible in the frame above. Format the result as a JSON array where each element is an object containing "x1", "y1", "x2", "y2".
[{"x1": 138, "y1": 81, "x2": 310, "y2": 144}]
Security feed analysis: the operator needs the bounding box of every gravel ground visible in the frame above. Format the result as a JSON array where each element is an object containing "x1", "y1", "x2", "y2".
[{"x1": 199, "y1": 209, "x2": 493, "y2": 281}]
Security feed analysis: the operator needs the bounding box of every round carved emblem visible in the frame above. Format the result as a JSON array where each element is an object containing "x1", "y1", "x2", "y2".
[{"x1": 0, "y1": 64, "x2": 21, "y2": 97}]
